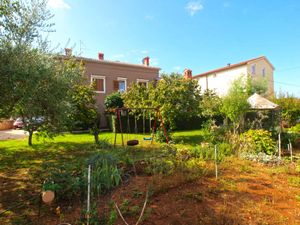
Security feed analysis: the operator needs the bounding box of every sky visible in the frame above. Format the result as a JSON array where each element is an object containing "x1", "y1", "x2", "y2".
[{"x1": 47, "y1": 0, "x2": 300, "y2": 96}]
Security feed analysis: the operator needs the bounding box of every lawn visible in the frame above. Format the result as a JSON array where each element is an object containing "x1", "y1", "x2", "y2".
[{"x1": 0, "y1": 130, "x2": 300, "y2": 224}]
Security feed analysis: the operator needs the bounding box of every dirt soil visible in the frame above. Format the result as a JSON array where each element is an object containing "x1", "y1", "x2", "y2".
[{"x1": 1, "y1": 155, "x2": 300, "y2": 224}]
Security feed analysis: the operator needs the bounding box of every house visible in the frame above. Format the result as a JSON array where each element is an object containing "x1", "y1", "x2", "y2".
[
  {"x1": 64, "y1": 49, "x2": 160, "y2": 127},
  {"x1": 191, "y1": 56, "x2": 275, "y2": 96}
]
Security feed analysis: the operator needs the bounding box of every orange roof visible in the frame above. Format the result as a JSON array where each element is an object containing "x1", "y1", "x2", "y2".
[{"x1": 192, "y1": 56, "x2": 275, "y2": 79}]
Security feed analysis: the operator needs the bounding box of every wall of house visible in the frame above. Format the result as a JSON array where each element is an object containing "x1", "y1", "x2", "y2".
[
  {"x1": 83, "y1": 61, "x2": 159, "y2": 127},
  {"x1": 247, "y1": 59, "x2": 274, "y2": 96},
  {"x1": 195, "y1": 66, "x2": 248, "y2": 96}
]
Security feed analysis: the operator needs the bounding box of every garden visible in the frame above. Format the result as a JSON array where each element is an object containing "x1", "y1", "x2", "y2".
[{"x1": 1, "y1": 1, "x2": 300, "y2": 224}]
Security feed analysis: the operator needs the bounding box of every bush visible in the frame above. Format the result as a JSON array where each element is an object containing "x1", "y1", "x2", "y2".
[
  {"x1": 281, "y1": 131, "x2": 299, "y2": 148},
  {"x1": 289, "y1": 124, "x2": 300, "y2": 133},
  {"x1": 155, "y1": 128, "x2": 172, "y2": 143},
  {"x1": 88, "y1": 153, "x2": 122, "y2": 196},
  {"x1": 104, "y1": 92, "x2": 124, "y2": 110},
  {"x1": 42, "y1": 162, "x2": 85, "y2": 202},
  {"x1": 241, "y1": 129, "x2": 276, "y2": 155}
]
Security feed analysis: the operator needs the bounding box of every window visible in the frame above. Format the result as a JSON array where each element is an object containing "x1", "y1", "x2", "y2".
[
  {"x1": 91, "y1": 75, "x2": 106, "y2": 93},
  {"x1": 262, "y1": 68, "x2": 266, "y2": 77},
  {"x1": 113, "y1": 77, "x2": 127, "y2": 93},
  {"x1": 137, "y1": 79, "x2": 149, "y2": 87},
  {"x1": 251, "y1": 64, "x2": 256, "y2": 75}
]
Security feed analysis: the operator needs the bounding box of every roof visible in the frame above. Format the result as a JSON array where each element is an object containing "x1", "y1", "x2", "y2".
[
  {"x1": 59, "y1": 55, "x2": 161, "y2": 71},
  {"x1": 247, "y1": 93, "x2": 279, "y2": 110},
  {"x1": 193, "y1": 56, "x2": 275, "y2": 79}
]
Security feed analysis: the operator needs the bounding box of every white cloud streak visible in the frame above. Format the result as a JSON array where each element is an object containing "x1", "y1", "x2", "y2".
[
  {"x1": 186, "y1": 1, "x2": 204, "y2": 16},
  {"x1": 48, "y1": 0, "x2": 70, "y2": 10}
]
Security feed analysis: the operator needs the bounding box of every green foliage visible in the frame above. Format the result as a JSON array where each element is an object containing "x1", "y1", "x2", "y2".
[
  {"x1": 221, "y1": 76, "x2": 250, "y2": 133},
  {"x1": 188, "y1": 143, "x2": 231, "y2": 162},
  {"x1": 281, "y1": 131, "x2": 299, "y2": 147},
  {"x1": 145, "y1": 158, "x2": 175, "y2": 175},
  {"x1": 241, "y1": 129, "x2": 276, "y2": 154},
  {"x1": 274, "y1": 92, "x2": 300, "y2": 126},
  {"x1": 0, "y1": 0, "x2": 85, "y2": 145},
  {"x1": 200, "y1": 89, "x2": 222, "y2": 119},
  {"x1": 123, "y1": 73, "x2": 202, "y2": 130},
  {"x1": 88, "y1": 153, "x2": 122, "y2": 196},
  {"x1": 0, "y1": 0, "x2": 53, "y2": 46},
  {"x1": 104, "y1": 92, "x2": 124, "y2": 111},
  {"x1": 69, "y1": 84, "x2": 102, "y2": 144},
  {"x1": 289, "y1": 124, "x2": 300, "y2": 133},
  {"x1": 246, "y1": 75, "x2": 268, "y2": 96},
  {"x1": 42, "y1": 162, "x2": 85, "y2": 202},
  {"x1": 155, "y1": 128, "x2": 172, "y2": 143}
]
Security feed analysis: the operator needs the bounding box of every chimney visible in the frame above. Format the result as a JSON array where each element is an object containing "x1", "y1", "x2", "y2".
[
  {"x1": 65, "y1": 48, "x2": 72, "y2": 56},
  {"x1": 183, "y1": 69, "x2": 192, "y2": 79},
  {"x1": 98, "y1": 52, "x2": 104, "y2": 60},
  {"x1": 142, "y1": 56, "x2": 150, "y2": 66}
]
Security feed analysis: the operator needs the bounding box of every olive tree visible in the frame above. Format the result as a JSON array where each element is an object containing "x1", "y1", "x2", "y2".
[{"x1": 220, "y1": 77, "x2": 250, "y2": 134}]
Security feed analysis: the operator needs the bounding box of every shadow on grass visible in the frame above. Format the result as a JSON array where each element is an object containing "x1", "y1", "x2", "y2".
[{"x1": 173, "y1": 135, "x2": 208, "y2": 146}]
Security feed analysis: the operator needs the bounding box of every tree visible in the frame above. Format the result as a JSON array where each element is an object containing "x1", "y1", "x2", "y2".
[
  {"x1": 0, "y1": 0, "x2": 86, "y2": 146},
  {"x1": 220, "y1": 77, "x2": 250, "y2": 134},
  {"x1": 200, "y1": 89, "x2": 222, "y2": 120},
  {"x1": 0, "y1": 0, "x2": 53, "y2": 46},
  {"x1": 246, "y1": 75, "x2": 268, "y2": 96},
  {"x1": 123, "y1": 73, "x2": 202, "y2": 130},
  {"x1": 13, "y1": 55, "x2": 83, "y2": 145},
  {"x1": 273, "y1": 91, "x2": 300, "y2": 127},
  {"x1": 69, "y1": 84, "x2": 101, "y2": 144},
  {"x1": 0, "y1": 0, "x2": 53, "y2": 118},
  {"x1": 104, "y1": 92, "x2": 124, "y2": 111}
]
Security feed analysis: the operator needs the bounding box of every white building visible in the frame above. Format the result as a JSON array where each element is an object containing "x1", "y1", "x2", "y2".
[{"x1": 192, "y1": 56, "x2": 275, "y2": 96}]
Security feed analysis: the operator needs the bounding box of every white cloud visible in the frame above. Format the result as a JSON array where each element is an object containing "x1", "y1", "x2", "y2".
[
  {"x1": 48, "y1": 0, "x2": 70, "y2": 10},
  {"x1": 173, "y1": 66, "x2": 181, "y2": 71},
  {"x1": 186, "y1": 1, "x2": 204, "y2": 16},
  {"x1": 141, "y1": 50, "x2": 149, "y2": 54},
  {"x1": 145, "y1": 15, "x2": 154, "y2": 21}
]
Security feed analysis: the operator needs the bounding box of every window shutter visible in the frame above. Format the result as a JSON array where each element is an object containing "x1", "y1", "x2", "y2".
[
  {"x1": 96, "y1": 79, "x2": 104, "y2": 91},
  {"x1": 113, "y1": 80, "x2": 119, "y2": 91}
]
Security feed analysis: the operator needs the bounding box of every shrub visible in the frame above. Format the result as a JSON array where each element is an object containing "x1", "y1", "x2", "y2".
[
  {"x1": 145, "y1": 158, "x2": 175, "y2": 175},
  {"x1": 281, "y1": 131, "x2": 299, "y2": 148},
  {"x1": 104, "y1": 92, "x2": 124, "y2": 110},
  {"x1": 42, "y1": 163, "x2": 85, "y2": 202},
  {"x1": 289, "y1": 124, "x2": 300, "y2": 133},
  {"x1": 88, "y1": 153, "x2": 122, "y2": 196},
  {"x1": 241, "y1": 129, "x2": 276, "y2": 155},
  {"x1": 155, "y1": 128, "x2": 172, "y2": 143}
]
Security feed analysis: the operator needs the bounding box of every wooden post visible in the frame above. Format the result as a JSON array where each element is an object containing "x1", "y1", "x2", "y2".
[
  {"x1": 278, "y1": 133, "x2": 281, "y2": 160},
  {"x1": 87, "y1": 165, "x2": 91, "y2": 225},
  {"x1": 289, "y1": 141, "x2": 293, "y2": 162},
  {"x1": 215, "y1": 145, "x2": 218, "y2": 180}
]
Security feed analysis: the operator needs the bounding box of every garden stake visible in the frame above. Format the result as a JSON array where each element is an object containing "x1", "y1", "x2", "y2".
[
  {"x1": 289, "y1": 141, "x2": 293, "y2": 162},
  {"x1": 87, "y1": 165, "x2": 91, "y2": 225},
  {"x1": 214, "y1": 145, "x2": 218, "y2": 180},
  {"x1": 278, "y1": 133, "x2": 281, "y2": 160}
]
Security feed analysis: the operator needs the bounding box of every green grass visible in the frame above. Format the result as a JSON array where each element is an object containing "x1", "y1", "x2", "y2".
[{"x1": 0, "y1": 129, "x2": 208, "y2": 172}]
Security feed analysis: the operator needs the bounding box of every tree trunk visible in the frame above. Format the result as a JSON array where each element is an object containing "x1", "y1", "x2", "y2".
[
  {"x1": 28, "y1": 130, "x2": 33, "y2": 146},
  {"x1": 94, "y1": 131, "x2": 99, "y2": 145}
]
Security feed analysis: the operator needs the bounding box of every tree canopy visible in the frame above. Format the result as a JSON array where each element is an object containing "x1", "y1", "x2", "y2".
[{"x1": 122, "y1": 73, "x2": 202, "y2": 130}]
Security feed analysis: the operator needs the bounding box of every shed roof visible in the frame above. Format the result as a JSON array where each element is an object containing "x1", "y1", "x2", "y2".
[{"x1": 247, "y1": 93, "x2": 279, "y2": 110}]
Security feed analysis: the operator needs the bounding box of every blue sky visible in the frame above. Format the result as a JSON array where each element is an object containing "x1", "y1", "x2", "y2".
[{"x1": 47, "y1": 0, "x2": 300, "y2": 96}]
